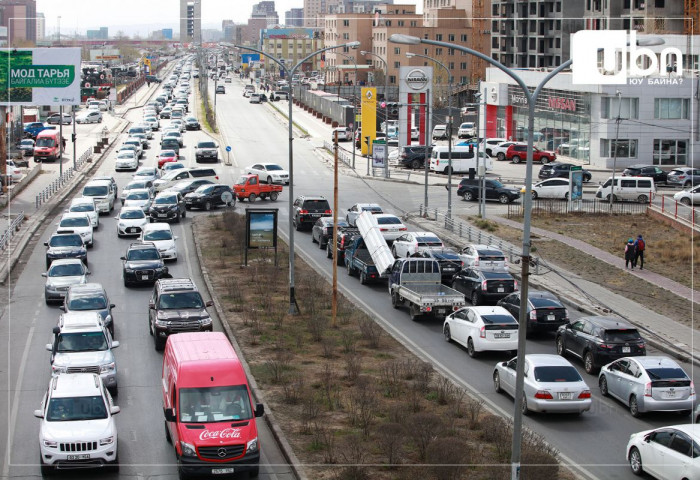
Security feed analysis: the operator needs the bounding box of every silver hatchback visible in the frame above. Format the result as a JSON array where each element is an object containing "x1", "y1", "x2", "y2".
[{"x1": 599, "y1": 356, "x2": 696, "y2": 417}]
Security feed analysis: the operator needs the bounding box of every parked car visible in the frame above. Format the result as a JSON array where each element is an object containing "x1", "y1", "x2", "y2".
[
  {"x1": 457, "y1": 122, "x2": 476, "y2": 139},
  {"x1": 506, "y1": 144, "x2": 556, "y2": 164},
  {"x1": 481, "y1": 138, "x2": 508, "y2": 156},
  {"x1": 626, "y1": 425, "x2": 700, "y2": 478},
  {"x1": 46, "y1": 113, "x2": 72, "y2": 125},
  {"x1": 494, "y1": 354, "x2": 592, "y2": 415},
  {"x1": 452, "y1": 266, "x2": 518, "y2": 306},
  {"x1": 444, "y1": 306, "x2": 519, "y2": 357},
  {"x1": 3, "y1": 160, "x2": 23, "y2": 182},
  {"x1": 492, "y1": 141, "x2": 521, "y2": 161},
  {"x1": 312, "y1": 217, "x2": 350, "y2": 249},
  {"x1": 667, "y1": 167, "x2": 700, "y2": 188},
  {"x1": 525, "y1": 178, "x2": 572, "y2": 200},
  {"x1": 432, "y1": 124, "x2": 448, "y2": 140},
  {"x1": 216, "y1": 85, "x2": 226, "y2": 94},
  {"x1": 75, "y1": 111, "x2": 102, "y2": 124},
  {"x1": 538, "y1": 162, "x2": 592, "y2": 182},
  {"x1": 42, "y1": 258, "x2": 90, "y2": 304},
  {"x1": 497, "y1": 290, "x2": 568, "y2": 336},
  {"x1": 18, "y1": 138, "x2": 35, "y2": 156},
  {"x1": 556, "y1": 316, "x2": 647, "y2": 374},
  {"x1": 622, "y1": 164, "x2": 668, "y2": 185},
  {"x1": 390, "y1": 231, "x2": 444, "y2": 258},
  {"x1": 674, "y1": 185, "x2": 700, "y2": 206},
  {"x1": 457, "y1": 178, "x2": 521, "y2": 204},
  {"x1": 599, "y1": 356, "x2": 696, "y2": 417}
]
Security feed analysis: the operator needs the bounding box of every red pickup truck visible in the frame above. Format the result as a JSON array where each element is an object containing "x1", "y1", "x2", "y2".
[
  {"x1": 506, "y1": 144, "x2": 556, "y2": 164},
  {"x1": 233, "y1": 174, "x2": 283, "y2": 202}
]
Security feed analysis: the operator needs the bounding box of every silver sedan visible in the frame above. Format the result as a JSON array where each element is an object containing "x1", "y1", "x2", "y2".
[{"x1": 493, "y1": 354, "x2": 592, "y2": 415}]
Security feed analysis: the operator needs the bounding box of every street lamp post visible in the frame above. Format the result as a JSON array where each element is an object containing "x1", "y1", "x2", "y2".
[
  {"x1": 390, "y1": 33, "x2": 571, "y2": 480},
  {"x1": 223, "y1": 40, "x2": 361, "y2": 314},
  {"x1": 339, "y1": 52, "x2": 358, "y2": 170},
  {"x1": 406, "y1": 52, "x2": 453, "y2": 221}
]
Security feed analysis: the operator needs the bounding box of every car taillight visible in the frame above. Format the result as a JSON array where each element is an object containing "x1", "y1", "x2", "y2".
[
  {"x1": 474, "y1": 259, "x2": 480, "y2": 266},
  {"x1": 691, "y1": 382, "x2": 696, "y2": 396},
  {"x1": 644, "y1": 382, "x2": 652, "y2": 397},
  {"x1": 530, "y1": 310, "x2": 537, "y2": 320},
  {"x1": 399, "y1": 227, "x2": 407, "y2": 231},
  {"x1": 380, "y1": 228, "x2": 387, "y2": 231},
  {"x1": 597, "y1": 343, "x2": 613, "y2": 349},
  {"x1": 299, "y1": 209, "x2": 308, "y2": 214},
  {"x1": 578, "y1": 390, "x2": 591, "y2": 399},
  {"x1": 324, "y1": 210, "x2": 332, "y2": 214},
  {"x1": 564, "y1": 308, "x2": 569, "y2": 321},
  {"x1": 513, "y1": 280, "x2": 519, "y2": 290},
  {"x1": 480, "y1": 326, "x2": 486, "y2": 338},
  {"x1": 215, "y1": 176, "x2": 219, "y2": 180},
  {"x1": 534, "y1": 390, "x2": 553, "y2": 399},
  {"x1": 481, "y1": 280, "x2": 487, "y2": 291}
]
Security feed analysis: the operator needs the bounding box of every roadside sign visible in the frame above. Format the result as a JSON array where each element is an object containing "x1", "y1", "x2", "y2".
[
  {"x1": 225, "y1": 146, "x2": 232, "y2": 152},
  {"x1": 372, "y1": 142, "x2": 387, "y2": 168}
]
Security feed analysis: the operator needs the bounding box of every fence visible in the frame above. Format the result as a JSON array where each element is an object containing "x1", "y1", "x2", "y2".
[
  {"x1": 322, "y1": 140, "x2": 353, "y2": 168},
  {"x1": 35, "y1": 147, "x2": 92, "y2": 209},
  {"x1": 506, "y1": 199, "x2": 649, "y2": 218},
  {"x1": 418, "y1": 204, "x2": 540, "y2": 274},
  {"x1": 0, "y1": 211, "x2": 24, "y2": 251},
  {"x1": 653, "y1": 195, "x2": 700, "y2": 230}
]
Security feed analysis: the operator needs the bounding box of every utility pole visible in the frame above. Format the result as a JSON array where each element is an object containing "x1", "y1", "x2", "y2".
[
  {"x1": 422, "y1": 89, "x2": 431, "y2": 215},
  {"x1": 609, "y1": 90, "x2": 623, "y2": 208},
  {"x1": 480, "y1": 87, "x2": 487, "y2": 218},
  {"x1": 0, "y1": 106, "x2": 7, "y2": 195},
  {"x1": 331, "y1": 131, "x2": 339, "y2": 327},
  {"x1": 72, "y1": 108, "x2": 76, "y2": 169},
  {"x1": 58, "y1": 106, "x2": 64, "y2": 177},
  {"x1": 474, "y1": 92, "x2": 482, "y2": 216}
]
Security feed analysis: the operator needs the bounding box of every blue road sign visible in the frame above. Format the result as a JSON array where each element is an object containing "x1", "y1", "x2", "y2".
[{"x1": 226, "y1": 146, "x2": 232, "y2": 152}]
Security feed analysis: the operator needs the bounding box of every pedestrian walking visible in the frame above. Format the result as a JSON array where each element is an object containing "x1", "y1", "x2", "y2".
[
  {"x1": 633, "y1": 234, "x2": 645, "y2": 270},
  {"x1": 624, "y1": 238, "x2": 636, "y2": 269}
]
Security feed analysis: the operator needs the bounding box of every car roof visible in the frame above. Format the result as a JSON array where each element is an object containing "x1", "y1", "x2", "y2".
[
  {"x1": 70, "y1": 197, "x2": 94, "y2": 205},
  {"x1": 51, "y1": 373, "x2": 103, "y2": 398},
  {"x1": 67, "y1": 283, "x2": 105, "y2": 295},
  {"x1": 49, "y1": 258, "x2": 84, "y2": 266},
  {"x1": 528, "y1": 290, "x2": 559, "y2": 300},
  {"x1": 374, "y1": 213, "x2": 400, "y2": 219},
  {"x1": 631, "y1": 356, "x2": 682, "y2": 369},
  {"x1": 525, "y1": 354, "x2": 574, "y2": 367},
  {"x1": 86, "y1": 179, "x2": 111, "y2": 186},
  {"x1": 579, "y1": 315, "x2": 636, "y2": 329},
  {"x1": 61, "y1": 212, "x2": 90, "y2": 220},
  {"x1": 144, "y1": 222, "x2": 172, "y2": 231},
  {"x1": 468, "y1": 305, "x2": 513, "y2": 317},
  {"x1": 60, "y1": 311, "x2": 104, "y2": 330},
  {"x1": 412, "y1": 231, "x2": 440, "y2": 238}
]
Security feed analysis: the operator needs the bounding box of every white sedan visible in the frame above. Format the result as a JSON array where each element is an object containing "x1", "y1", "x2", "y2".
[
  {"x1": 115, "y1": 206, "x2": 149, "y2": 237},
  {"x1": 76, "y1": 110, "x2": 102, "y2": 124},
  {"x1": 391, "y1": 231, "x2": 444, "y2": 258},
  {"x1": 674, "y1": 185, "x2": 700, "y2": 206},
  {"x1": 524, "y1": 178, "x2": 571, "y2": 200},
  {"x1": 374, "y1": 214, "x2": 407, "y2": 242},
  {"x1": 56, "y1": 212, "x2": 94, "y2": 247},
  {"x1": 627, "y1": 425, "x2": 700, "y2": 479},
  {"x1": 244, "y1": 163, "x2": 290, "y2": 185},
  {"x1": 114, "y1": 151, "x2": 139, "y2": 172},
  {"x1": 4, "y1": 160, "x2": 23, "y2": 182},
  {"x1": 444, "y1": 306, "x2": 519, "y2": 357}
]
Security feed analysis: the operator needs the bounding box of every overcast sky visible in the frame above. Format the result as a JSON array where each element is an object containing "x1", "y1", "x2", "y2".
[{"x1": 37, "y1": 0, "x2": 422, "y2": 36}]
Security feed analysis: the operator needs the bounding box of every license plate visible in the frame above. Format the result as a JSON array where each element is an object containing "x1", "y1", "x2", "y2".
[
  {"x1": 494, "y1": 333, "x2": 510, "y2": 339},
  {"x1": 665, "y1": 391, "x2": 676, "y2": 398},
  {"x1": 67, "y1": 454, "x2": 90, "y2": 460},
  {"x1": 212, "y1": 468, "x2": 235, "y2": 474},
  {"x1": 158, "y1": 214, "x2": 167, "y2": 218},
  {"x1": 497, "y1": 287, "x2": 504, "y2": 293},
  {"x1": 558, "y1": 392, "x2": 573, "y2": 400},
  {"x1": 547, "y1": 314, "x2": 555, "y2": 321},
  {"x1": 141, "y1": 275, "x2": 149, "y2": 280},
  {"x1": 622, "y1": 347, "x2": 631, "y2": 353},
  {"x1": 128, "y1": 228, "x2": 136, "y2": 232}
]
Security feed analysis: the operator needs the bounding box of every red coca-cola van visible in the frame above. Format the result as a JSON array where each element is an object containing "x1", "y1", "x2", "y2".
[{"x1": 162, "y1": 332, "x2": 264, "y2": 478}]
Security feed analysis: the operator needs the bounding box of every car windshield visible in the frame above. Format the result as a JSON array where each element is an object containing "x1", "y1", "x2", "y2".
[
  {"x1": 198, "y1": 142, "x2": 216, "y2": 148},
  {"x1": 530, "y1": 296, "x2": 562, "y2": 308},
  {"x1": 158, "y1": 291, "x2": 204, "y2": 309},
  {"x1": 482, "y1": 270, "x2": 512, "y2": 280},
  {"x1": 60, "y1": 217, "x2": 89, "y2": 227},
  {"x1": 161, "y1": 151, "x2": 176, "y2": 157},
  {"x1": 35, "y1": 138, "x2": 55, "y2": 147},
  {"x1": 377, "y1": 216, "x2": 402, "y2": 225},
  {"x1": 117, "y1": 152, "x2": 135, "y2": 159},
  {"x1": 49, "y1": 235, "x2": 82, "y2": 247},
  {"x1": 121, "y1": 209, "x2": 146, "y2": 219},
  {"x1": 67, "y1": 296, "x2": 107, "y2": 310},
  {"x1": 135, "y1": 170, "x2": 154, "y2": 177},
  {"x1": 154, "y1": 195, "x2": 177, "y2": 205},
  {"x1": 417, "y1": 236, "x2": 441, "y2": 245},
  {"x1": 481, "y1": 314, "x2": 518, "y2": 324},
  {"x1": 127, "y1": 192, "x2": 149, "y2": 201},
  {"x1": 46, "y1": 395, "x2": 108, "y2": 422},
  {"x1": 144, "y1": 230, "x2": 172, "y2": 241},
  {"x1": 21, "y1": 140, "x2": 33, "y2": 146},
  {"x1": 533, "y1": 366, "x2": 582, "y2": 383},
  {"x1": 196, "y1": 185, "x2": 216, "y2": 194},
  {"x1": 127, "y1": 182, "x2": 147, "y2": 190},
  {"x1": 49, "y1": 263, "x2": 84, "y2": 277},
  {"x1": 645, "y1": 367, "x2": 688, "y2": 380},
  {"x1": 127, "y1": 248, "x2": 160, "y2": 260},
  {"x1": 70, "y1": 204, "x2": 94, "y2": 213},
  {"x1": 603, "y1": 329, "x2": 642, "y2": 342},
  {"x1": 179, "y1": 385, "x2": 252, "y2": 423},
  {"x1": 83, "y1": 185, "x2": 108, "y2": 196},
  {"x1": 165, "y1": 132, "x2": 179, "y2": 137}
]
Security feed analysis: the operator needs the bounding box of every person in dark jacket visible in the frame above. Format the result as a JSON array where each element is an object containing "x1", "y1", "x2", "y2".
[
  {"x1": 624, "y1": 238, "x2": 636, "y2": 269},
  {"x1": 633, "y1": 234, "x2": 645, "y2": 270}
]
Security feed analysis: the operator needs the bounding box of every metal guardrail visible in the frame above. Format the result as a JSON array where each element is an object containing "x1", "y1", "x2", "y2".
[
  {"x1": 0, "y1": 211, "x2": 24, "y2": 251},
  {"x1": 654, "y1": 195, "x2": 700, "y2": 231},
  {"x1": 506, "y1": 198, "x2": 649, "y2": 217},
  {"x1": 323, "y1": 140, "x2": 353, "y2": 168},
  {"x1": 35, "y1": 147, "x2": 93, "y2": 209},
  {"x1": 418, "y1": 204, "x2": 540, "y2": 274}
]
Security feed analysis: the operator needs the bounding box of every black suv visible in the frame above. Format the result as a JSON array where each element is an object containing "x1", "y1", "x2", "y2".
[
  {"x1": 418, "y1": 248, "x2": 463, "y2": 283},
  {"x1": 555, "y1": 316, "x2": 646, "y2": 374},
  {"x1": 497, "y1": 290, "x2": 568, "y2": 337},
  {"x1": 292, "y1": 195, "x2": 332, "y2": 231},
  {"x1": 161, "y1": 138, "x2": 180, "y2": 154},
  {"x1": 451, "y1": 267, "x2": 518, "y2": 305},
  {"x1": 185, "y1": 184, "x2": 235, "y2": 210},
  {"x1": 399, "y1": 146, "x2": 432, "y2": 169},
  {"x1": 121, "y1": 242, "x2": 170, "y2": 287},
  {"x1": 148, "y1": 278, "x2": 214, "y2": 350},
  {"x1": 149, "y1": 191, "x2": 186, "y2": 223},
  {"x1": 622, "y1": 164, "x2": 668, "y2": 185},
  {"x1": 457, "y1": 178, "x2": 521, "y2": 204},
  {"x1": 328, "y1": 227, "x2": 360, "y2": 265},
  {"x1": 44, "y1": 233, "x2": 88, "y2": 269},
  {"x1": 538, "y1": 162, "x2": 592, "y2": 183}
]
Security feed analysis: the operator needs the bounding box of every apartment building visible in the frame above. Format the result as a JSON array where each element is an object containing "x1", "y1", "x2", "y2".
[
  {"x1": 0, "y1": 0, "x2": 37, "y2": 44},
  {"x1": 582, "y1": 0, "x2": 685, "y2": 33},
  {"x1": 261, "y1": 27, "x2": 324, "y2": 74}
]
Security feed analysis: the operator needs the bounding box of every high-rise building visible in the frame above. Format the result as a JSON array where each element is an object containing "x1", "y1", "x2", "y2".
[
  {"x1": 252, "y1": 1, "x2": 279, "y2": 25},
  {"x1": 35, "y1": 10, "x2": 43, "y2": 42},
  {"x1": 261, "y1": 27, "x2": 324, "y2": 73},
  {"x1": 582, "y1": 0, "x2": 685, "y2": 33},
  {"x1": 490, "y1": 0, "x2": 584, "y2": 68},
  {"x1": 180, "y1": 0, "x2": 201, "y2": 43},
  {"x1": 162, "y1": 28, "x2": 173, "y2": 40},
  {"x1": 285, "y1": 8, "x2": 304, "y2": 27},
  {"x1": 86, "y1": 27, "x2": 108, "y2": 40},
  {"x1": 222, "y1": 20, "x2": 236, "y2": 42},
  {"x1": 0, "y1": 0, "x2": 37, "y2": 44}
]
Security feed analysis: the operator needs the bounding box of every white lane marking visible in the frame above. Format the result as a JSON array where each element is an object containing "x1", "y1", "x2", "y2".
[
  {"x1": 181, "y1": 223, "x2": 194, "y2": 280},
  {"x1": 2, "y1": 324, "x2": 35, "y2": 478}
]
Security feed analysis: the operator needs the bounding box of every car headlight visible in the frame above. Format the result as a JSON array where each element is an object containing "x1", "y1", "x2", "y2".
[
  {"x1": 52, "y1": 365, "x2": 67, "y2": 374},
  {"x1": 246, "y1": 437, "x2": 258, "y2": 453},
  {"x1": 124, "y1": 267, "x2": 134, "y2": 273},
  {"x1": 105, "y1": 315, "x2": 112, "y2": 325},
  {"x1": 118, "y1": 222, "x2": 126, "y2": 228},
  {"x1": 100, "y1": 436, "x2": 115, "y2": 446},
  {"x1": 200, "y1": 317, "x2": 212, "y2": 326},
  {"x1": 46, "y1": 284, "x2": 57, "y2": 292},
  {"x1": 43, "y1": 440, "x2": 58, "y2": 448},
  {"x1": 100, "y1": 362, "x2": 116, "y2": 374},
  {"x1": 180, "y1": 441, "x2": 197, "y2": 457},
  {"x1": 155, "y1": 319, "x2": 168, "y2": 327}
]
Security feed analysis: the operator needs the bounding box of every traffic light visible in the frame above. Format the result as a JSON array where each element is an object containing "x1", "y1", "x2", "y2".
[{"x1": 385, "y1": 102, "x2": 398, "y2": 117}]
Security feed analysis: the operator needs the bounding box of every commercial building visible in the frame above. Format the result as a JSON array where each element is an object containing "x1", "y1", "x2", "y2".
[
  {"x1": 285, "y1": 8, "x2": 304, "y2": 27},
  {"x1": 86, "y1": 27, "x2": 108, "y2": 40},
  {"x1": 0, "y1": 0, "x2": 37, "y2": 44},
  {"x1": 253, "y1": 0, "x2": 279, "y2": 25},
  {"x1": 582, "y1": 0, "x2": 685, "y2": 33},
  {"x1": 180, "y1": 0, "x2": 201, "y2": 44},
  {"x1": 481, "y1": 34, "x2": 699, "y2": 169},
  {"x1": 260, "y1": 27, "x2": 324, "y2": 74}
]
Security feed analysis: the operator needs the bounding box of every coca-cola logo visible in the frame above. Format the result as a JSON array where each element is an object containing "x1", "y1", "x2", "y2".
[{"x1": 199, "y1": 428, "x2": 242, "y2": 441}]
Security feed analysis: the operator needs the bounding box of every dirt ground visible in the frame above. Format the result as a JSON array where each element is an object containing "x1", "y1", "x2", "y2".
[
  {"x1": 473, "y1": 212, "x2": 699, "y2": 329},
  {"x1": 194, "y1": 212, "x2": 574, "y2": 480}
]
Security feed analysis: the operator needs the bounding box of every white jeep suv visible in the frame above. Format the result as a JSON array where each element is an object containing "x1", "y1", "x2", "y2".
[{"x1": 34, "y1": 373, "x2": 120, "y2": 474}]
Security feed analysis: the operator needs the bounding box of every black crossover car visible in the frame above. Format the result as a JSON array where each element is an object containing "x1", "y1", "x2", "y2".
[
  {"x1": 538, "y1": 162, "x2": 592, "y2": 182},
  {"x1": 457, "y1": 178, "x2": 521, "y2": 204},
  {"x1": 45, "y1": 233, "x2": 88, "y2": 269},
  {"x1": 292, "y1": 195, "x2": 332, "y2": 231},
  {"x1": 622, "y1": 164, "x2": 668, "y2": 185},
  {"x1": 185, "y1": 184, "x2": 236, "y2": 210},
  {"x1": 121, "y1": 242, "x2": 169, "y2": 287},
  {"x1": 497, "y1": 290, "x2": 569, "y2": 336},
  {"x1": 451, "y1": 266, "x2": 518, "y2": 305},
  {"x1": 418, "y1": 248, "x2": 464, "y2": 283}
]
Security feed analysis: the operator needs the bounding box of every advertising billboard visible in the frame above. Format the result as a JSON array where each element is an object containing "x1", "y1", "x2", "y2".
[
  {"x1": 0, "y1": 48, "x2": 81, "y2": 106},
  {"x1": 360, "y1": 87, "x2": 376, "y2": 155},
  {"x1": 246, "y1": 209, "x2": 278, "y2": 249}
]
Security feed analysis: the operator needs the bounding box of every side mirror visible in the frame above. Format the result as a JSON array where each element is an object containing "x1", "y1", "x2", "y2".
[
  {"x1": 501, "y1": 362, "x2": 508, "y2": 367},
  {"x1": 110, "y1": 406, "x2": 121, "y2": 415},
  {"x1": 205, "y1": 300, "x2": 214, "y2": 307},
  {"x1": 255, "y1": 403, "x2": 265, "y2": 417},
  {"x1": 110, "y1": 304, "x2": 115, "y2": 309},
  {"x1": 41, "y1": 273, "x2": 47, "y2": 277},
  {"x1": 164, "y1": 408, "x2": 176, "y2": 422},
  {"x1": 33, "y1": 409, "x2": 44, "y2": 419},
  {"x1": 59, "y1": 305, "x2": 66, "y2": 312},
  {"x1": 53, "y1": 326, "x2": 60, "y2": 335},
  {"x1": 148, "y1": 302, "x2": 155, "y2": 309},
  {"x1": 44, "y1": 242, "x2": 49, "y2": 246},
  {"x1": 111, "y1": 340, "x2": 120, "y2": 348},
  {"x1": 174, "y1": 236, "x2": 179, "y2": 240},
  {"x1": 86, "y1": 270, "x2": 91, "y2": 275}
]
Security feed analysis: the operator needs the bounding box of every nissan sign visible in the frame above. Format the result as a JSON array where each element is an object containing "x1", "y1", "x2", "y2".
[{"x1": 405, "y1": 69, "x2": 429, "y2": 90}]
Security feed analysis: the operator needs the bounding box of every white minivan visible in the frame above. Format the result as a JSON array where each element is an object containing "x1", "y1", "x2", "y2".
[
  {"x1": 595, "y1": 176, "x2": 656, "y2": 203},
  {"x1": 429, "y1": 146, "x2": 493, "y2": 174}
]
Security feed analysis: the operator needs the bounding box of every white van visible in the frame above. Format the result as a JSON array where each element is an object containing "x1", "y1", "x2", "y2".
[
  {"x1": 82, "y1": 179, "x2": 116, "y2": 213},
  {"x1": 152, "y1": 167, "x2": 220, "y2": 192},
  {"x1": 595, "y1": 176, "x2": 656, "y2": 203},
  {"x1": 429, "y1": 146, "x2": 493, "y2": 175}
]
